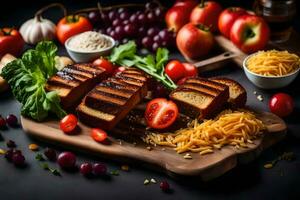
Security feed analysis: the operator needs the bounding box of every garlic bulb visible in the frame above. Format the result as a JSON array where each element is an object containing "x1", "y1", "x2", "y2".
[{"x1": 20, "y1": 16, "x2": 56, "y2": 45}]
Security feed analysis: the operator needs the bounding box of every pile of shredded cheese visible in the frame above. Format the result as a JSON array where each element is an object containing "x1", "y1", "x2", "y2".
[
  {"x1": 142, "y1": 110, "x2": 265, "y2": 155},
  {"x1": 246, "y1": 50, "x2": 300, "y2": 76}
]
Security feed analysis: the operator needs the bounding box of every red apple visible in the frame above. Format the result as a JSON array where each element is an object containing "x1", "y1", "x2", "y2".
[
  {"x1": 230, "y1": 15, "x2": 270, "y2": 53},
  {"x1": 176, "y1": 23, "x2": 214, "y2": 59},
  {"x1": 218, "y1": 7, "x2": 247, "y2": 38},
  {"x1": 190, "y1": 1, "x2": 223, "y2": 32},
  {"x1": 165, "y1": 0, "x2": 198, "y2": 32}
]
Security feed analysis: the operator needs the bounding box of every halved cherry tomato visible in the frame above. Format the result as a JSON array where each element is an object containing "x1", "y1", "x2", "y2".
[
  {"x1": 113, "y1": 66, "x2": 126, "y2": 76},
  {"x1": 93, "y1": 58, "x2": 115, "y2": 76},
  {"x1": 145, "y1": 98, "x2": 178, "y2": 129},
  {"x1": 57, "y1": 15, "x2": 93, "y2": 44},
  {"x1": 269, "y1": 93, "x2": 294, "y2": 117},
  {"x1": 91, "y1": 128, "x2": 108, "y2": 142},
  {"x1": 165, "y1": 60, "x2": 185, "y2": 82},
  {"x1": 182, "y1": 63, "x2": 198, "y2": 77},
  {"x1": 60, "y1": 114, "x2": 78, "y2": 134}
]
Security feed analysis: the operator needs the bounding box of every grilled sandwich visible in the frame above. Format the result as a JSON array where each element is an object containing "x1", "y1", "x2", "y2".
[
  {"x1": 209, "y1": 77, "x2": 247, "y2": 108},
  {"x1": 45, "y1": 63, "x2": 106, "y2": 110},
  {"x1": 169, "y1": 77, "x2": 229, "y2": 119},
  {"x1": 77, "y1": 68, "x2": 148, "y2": 130}
]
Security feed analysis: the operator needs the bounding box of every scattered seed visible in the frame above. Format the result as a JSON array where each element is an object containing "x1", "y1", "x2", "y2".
[
  {"x1": 121, "y1": 165, "x2": 129, "y2": 171},
  {"x1": 183, "y1": 153, "x2": 192, "y2": 159},
  {"x1": 264, "y1": 163, "x2": 273, "y2": 169},
  {"x1": 253, "y1": 91, "x2": 257, "y2": 95},
  {"x1": 150, "y1": 178, "x2": 157, "y2": 184},
  {"x1": 29, "y1": 143, "x2": 39, "y2": 151},
  {"x1": 144, "y1": 179, "x2": 150, "y2": 185},
  {"x1": 133, "y1": 142, "x2": 137, "y2": 146},
  {"x1": 0, "y1": 148, "x2": 6, "y2": 155},
  {"x1": 162, "y1": 148, "x2": 165, "y2": 151},
  {"x1": 146, "y1": 146, "x2": 152, "y2": 151},
  {"x1": 257, "y1": 95, "x2": 264, "y2": 101},
  {"x1": 118, "y1": 139, "x2": 122, "y2": 145}
]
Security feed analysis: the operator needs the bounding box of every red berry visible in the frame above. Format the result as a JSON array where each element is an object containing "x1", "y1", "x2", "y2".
[
  {"x1": 93, "y1": 163, "x2": 107, "y2": 176},
  {"x1": 80, "y1": 162, "x2": 93, "y2": 176},
  {"x1": 160, "y1": 181, "x2": 170, "y2": 192},
  {"x1": 57, "y1": 152, "x2": 76, "y2": 169},
  {"x1": 44, "y1": 148, "x2": 57, "y2": 161},
  {"x1": 12, "y1": 153, "x2": 25, "y2": 166},
  {"x1": 6, "y1": 114, "x2": 18, "y2": 126}
]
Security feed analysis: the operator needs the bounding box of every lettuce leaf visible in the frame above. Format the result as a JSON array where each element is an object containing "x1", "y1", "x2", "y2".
[{"x1": 1, "y1": 41, "x2": 66, "y2": 121}]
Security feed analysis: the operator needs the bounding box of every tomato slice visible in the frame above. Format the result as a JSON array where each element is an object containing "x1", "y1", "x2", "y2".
[
  {"x1": 145, "y1": 98, "x2": 178, "y2": 129},
  {"x1": 182, "y1": 63, "x2": 198, "y2": 77},
  {"x1": 60, "y1": 114, "x2": 78, "y2": 134},
  {"x1": 112, "y1": 66, "x2": 126, "y2": 76},
  {"x1": 165, "y1": 60, "x2": 186, "y2": 82},
  {"x1": 91, "y1": 128, "x2": 108, "y2": 143},
  {"x1": 93, "y1": 58, "x2": 115, "y2": 76}
]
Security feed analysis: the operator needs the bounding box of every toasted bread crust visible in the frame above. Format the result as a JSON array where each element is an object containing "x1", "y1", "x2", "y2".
[{"x1": 209, "y1": 77, "x2": 247, "y2": 108}]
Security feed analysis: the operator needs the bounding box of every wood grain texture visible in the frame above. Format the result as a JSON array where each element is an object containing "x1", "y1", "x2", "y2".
[{"x1": 21, "y1": 111, "x2": 286, "y2": 181}]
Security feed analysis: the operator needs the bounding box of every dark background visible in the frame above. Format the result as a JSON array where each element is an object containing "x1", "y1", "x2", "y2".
[{"x1": 1, "y1": 1, "x2": 300, "y2": 200}]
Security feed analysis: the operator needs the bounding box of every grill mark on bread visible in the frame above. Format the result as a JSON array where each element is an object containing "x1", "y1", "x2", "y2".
[
  {"x1": 95, "y1": 85, "x2": 134, "y2": 98},
  {"x1": 186, "y1": 78, "x2": 227, "y2": 91},
  {"x1": 182, "y1": 83, "x2": 221, "y2": 96},
  {"x1": 63, "y1": 66, "x2": 94, "y2": 79},
  {"x1": 48, "y1": 75, "x2": 80, "y2": 87}
]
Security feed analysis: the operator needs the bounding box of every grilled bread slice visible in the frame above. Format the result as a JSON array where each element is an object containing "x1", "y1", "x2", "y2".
[
  {"x1": 209, "y1": 77, "x2": 247, "y2": 108},
  {"x1": 45, "y1": 63, "x2": 106, "y2": 110},
  {"x1": 170, "y1": 77, "x2": 229, "y2": 119},
  {"x1": 77, "y1": 68, "x2": 148, "y2": 130}
]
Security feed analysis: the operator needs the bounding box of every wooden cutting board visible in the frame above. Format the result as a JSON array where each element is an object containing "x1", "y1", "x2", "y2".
[{"x1": 21, "y1": 111, "x2": 286, "y2": 181}]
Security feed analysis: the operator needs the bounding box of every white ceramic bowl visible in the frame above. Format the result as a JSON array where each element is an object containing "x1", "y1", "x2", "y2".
[
  {"x1": 65, "y1": 34, "x2": 115, "y2": 63},
  {"x1": 243, "y1": 53, "x2": 300, "y2": 89}
]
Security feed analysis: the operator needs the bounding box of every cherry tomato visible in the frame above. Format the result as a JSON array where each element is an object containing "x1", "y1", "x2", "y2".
[
  {"x1": 93, "y1": 58, "x2": 115, "y2": 76},
  {"x1": 57, "y1": 15, "x2": 93, "y2": 44},
  {"x1": 91, "y1": 128, "x2": 108, "y2": 142},
  {"x1": 269, "y1": 93, "x2": 294, "y2": 117},
  {"x1": 113, "y1": 66, "x2": 126, "y2": 76},
  {"x1": 165, "y1": 60, "x2": 185, "y2": 82},
  {"x1": 60, "y1": 114, "x2": 78, "y2": 134},
  {"x1": 182, "y1": 63, "x2": 198, "y2": 77},
  {"x1": 0, "y1": 28, "x2": 24, "y2": 58},
  {"x1": 145, "y1": 98, "x2": 178, "y2": 129}
]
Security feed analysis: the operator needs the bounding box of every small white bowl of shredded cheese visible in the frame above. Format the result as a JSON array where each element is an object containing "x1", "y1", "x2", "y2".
[{"x1": 65, "y1": 31, "x2": 115, "y2": 63}]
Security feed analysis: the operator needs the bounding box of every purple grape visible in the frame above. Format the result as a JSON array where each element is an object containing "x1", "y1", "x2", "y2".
[
  {"x1": 153, "y1": 35, "x2": 161, "y2": 43},
  {"x1": 146, "y1": 12, "x2": 155, "y2": 24},
  {"x1": 117, "y1": 7, "x2": 127, "y2": 14},
  {"x1": 57, "y1": 152, "x2": 76, "y2": 169},
  {"x1": 160, "y1": 181, "x2": 170, "y2": 192},
  {"x1": 137, "y1": 26, "x2": 146, "y2": 37},
  {"x1": 145, "y1": 2, "x2": 158, "y2": 10},
  {"x1": 124, "y1": 24, "x2": 137, "y2": 36},
  {"x1": 154, "y1": 7, "x2": 164, "y2": 19},
  {"x1": 122, "y1": 20, "x2": 130, "y2": 25},
  {"x1": 93, "y1": 163, "x2": 107, "y2": 176},
  {"x1": 12, "y1": 153, "x2": 25, "y2": 166},
  {"x1": 114, "y1": 26, "x2": 125, "y2": 38},
  {"x1": 101, "y1": 13, "x2": 109, "y2": 22},
  {"x1": 119, "y1": 11, "x2": 130, "y2": 20},
  {"x1": 112, "y1": 19, "x2": 121, "y2": 27},
  {"x1": 6, "y1": 114, "x2": 18, "y2": 126},
  {"x1": 80, "y1": 162, "x2": 93, "y2": 176},
  {"x1": 159, "y1": 29, "x2": 170, "y2": 41},
  {"x1": 108, "y1": 10, "x2": 117, "y2": 21},
  {"x1": 137, "y1": 13, "x2": 146, "y2": 24},
  {"x1": 147, "y1": 27, "x2": 160, "y2": 38},
  {"x1": 106, "y1": 27, "x2": 113, "y2": 35},
  {"x1": 129, "y1": 14, "x2": 138, "y2": 24},
  {"x1": 88, "y1": 11, "x2": 101, "y2": 24},
  {"x1": 110, "y1": 31, "x2": 122, "y2": 40},
  {"x1": 122, "y1": 38, "x2": 129, "y2": 44},
  {"x1": 152, "y1": 42, "x2": 160, "y2": 52},
  {"x1": 44, "y1": 148, "x2": 57, "y2": 161},
  {"x1": 142, "y1": 36, "x2": 153, "y2": 49}
]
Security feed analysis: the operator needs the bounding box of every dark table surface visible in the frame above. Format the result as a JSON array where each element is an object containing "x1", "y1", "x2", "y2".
[{"x1": 1, "y1": 1, "x2": 300, "y2": 200}]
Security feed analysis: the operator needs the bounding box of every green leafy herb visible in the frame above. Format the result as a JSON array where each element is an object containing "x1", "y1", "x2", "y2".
[
  {"x1": 1, "y1": 41, "x2": 66, "y2": 121},
  {"x1": 35, "y1": 153, "x2": 45, "y2": 161},
  {"x1": 50, "y1": 168, "x2": 61, "y2": 176},
  {"x1": 39, "y1": 162, "x2": 61, "y2": 176},
  {"x1": 108, "y1": 41, "x2": 177, "y2": 90},
  {"x1": 110, "y1": 170, "x2": 119, "y2": 176},
  {"x1": 40, "y1": 163, "x2": 50, "y2": 170}
]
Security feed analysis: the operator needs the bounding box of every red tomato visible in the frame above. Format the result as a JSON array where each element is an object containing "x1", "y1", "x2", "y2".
[
  {"x1": 113, "y1": 66, "x2": 126, "y2": 76},
  {"x1": 57, "y1": 15, "x2": 93, "y2": 44},
  {"x1": 269, "y1": 93, "x2": 294, "y2": 117},
  {"x1": 0, "y1": 28, "x2": 24, "y2": 58},
  {"x1": 60, "y1": 114, "x2": 78, "y2": 134},
  {"x1": 165, "y1": 60, "x2": 186, "y2": 81},
  {"x1": 93, "y1": 58, "x2": 115, "y2": 76},
  {"x1": 145, "y1": 98, "x2": 178, "y2": 129},
  {"x1": 182, "y1": 63, "x2": 198, "y2": 77},
  {"x1": 91, "y1": 128, "x2": 108, "y2": 143},
  {"x1": 218, "y1": 7, "x2": 247, "y2": 38},
  {"x1": 190, "y1": 1, "x2": 223, "y2": 32}
]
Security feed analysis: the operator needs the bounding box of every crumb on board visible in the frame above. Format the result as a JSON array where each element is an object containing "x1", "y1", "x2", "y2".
[
  {"x1": 146, "y1": 146, "x2": 152, "y2": 151},
  {"x1": 144, "y1": 179, "x2": 150, "y2": 185},
  {"x1": 257, "y1": 95, "x2": 264, "y2": 101},
  {"x1": 183, "y1": 153, "x2": 192, "y2": 159}
]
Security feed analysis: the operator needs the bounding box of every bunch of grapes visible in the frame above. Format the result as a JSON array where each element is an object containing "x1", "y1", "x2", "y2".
[{"x1": 88, "y1": 2, "x2": 176, "y2": 52}]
